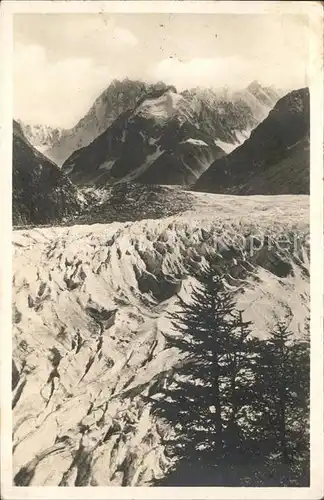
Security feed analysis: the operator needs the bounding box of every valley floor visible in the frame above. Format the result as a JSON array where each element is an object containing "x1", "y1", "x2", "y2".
[{"x1": 14, "y1": 183, "x2": 310, "y2": 229}]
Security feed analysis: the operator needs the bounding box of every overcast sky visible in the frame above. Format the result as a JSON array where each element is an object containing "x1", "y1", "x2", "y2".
[{"x1": 14, "y1": 13, "x2": 310, "y2": 128}]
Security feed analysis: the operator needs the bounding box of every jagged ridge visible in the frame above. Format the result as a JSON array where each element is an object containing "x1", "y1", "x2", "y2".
[{"x1": 194, "y1": 88, "x2": 310, "y2": 194}]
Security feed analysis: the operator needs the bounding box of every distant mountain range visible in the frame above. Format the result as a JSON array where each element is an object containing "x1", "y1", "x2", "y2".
[
  {"x1": 194, "y1": 88, "x2": 310, "y2": 195},
  {"x1": 60, "y1": 81, "x2": 282, "y2": 187},
  {"x1": 17, "y1": 122, "x2": 63, "y2": 158},
  {"x1": 13, "y1": 81, "x2": 310, "y2": 226},
  {"x1": 18, "y1": 79, "x2": 281, "y2": 166}
]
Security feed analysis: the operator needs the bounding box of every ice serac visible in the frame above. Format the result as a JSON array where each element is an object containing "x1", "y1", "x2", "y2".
[
  {"x1": 61, "y1": 87, "x2": 225, "y2": 187},
  {"x1": 12, "y1": 121, "x2": 81, "y2": 226},
  {"x1": 12, "y1": 194, "x2": 309, "y2": 486},
  {"x1": 194, "y1": 88, "x2": 310, "y2": 195}
]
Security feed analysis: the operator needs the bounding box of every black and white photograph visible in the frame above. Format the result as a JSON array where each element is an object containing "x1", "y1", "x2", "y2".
[{"x1": 1, "y1": 1, "x2": 323, "y2": 498}]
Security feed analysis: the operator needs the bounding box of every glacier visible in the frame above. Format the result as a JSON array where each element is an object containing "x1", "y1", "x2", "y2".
[{"x1": 12, "y1": 193, "x2": 309, "y2": 486}]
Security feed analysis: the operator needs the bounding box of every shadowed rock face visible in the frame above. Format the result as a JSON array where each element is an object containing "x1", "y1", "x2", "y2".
[
  {"x1": 12, "y1": 360, "x2": 20, "y2": 391},
  {"x1": 61, "y1": 89, "x2": 225, "y2": 187},
  {"x1": 12, "y1": 121, "x2": 80, "y2": 226},
  {"x1": 194, "y1": 88, "x2": 310, "y2": 195}
]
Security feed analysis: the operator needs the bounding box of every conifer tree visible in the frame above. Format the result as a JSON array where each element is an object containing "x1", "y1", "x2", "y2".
[
  {"x1": 152, "y1": 263, "x2": 252, "y2": 462},
  {"x1": 287, "y1": 318, "x2": 310, "y2": 483},
  {"x1": 253, "y1": 316, "x2": 310, "y2": 480}
]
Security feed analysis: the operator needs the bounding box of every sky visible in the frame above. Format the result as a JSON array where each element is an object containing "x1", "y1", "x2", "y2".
[{"x1": 14, "y1": 13, "x2": 311, "y2": 128}]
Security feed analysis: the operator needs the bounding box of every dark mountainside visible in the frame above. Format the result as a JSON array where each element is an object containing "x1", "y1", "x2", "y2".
[
  {"x1": 62, "y1": 87, "x2": 225, "y2": 187},
  {"x1": 12, "y1": 121, "x2": 80, "y2": 226},
  {"x1": 194, "y1": 88, "x2": 310, "y2": 195}
]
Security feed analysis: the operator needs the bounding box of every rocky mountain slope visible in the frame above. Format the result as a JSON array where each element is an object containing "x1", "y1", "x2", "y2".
[
  {"x1": 41, "y1": 80, "x2": 167, "y2": 166},
  {"x1": 12, "y1": 121, "x2": 81, "y2": 226},
  {"x1": 246, "y1": 80, "x2": 282, "y2": 108},
  {"x1": 17, "y1": 121, "x2": 63, "y2": 159},
  {"x1": 12, "y1": 194, "x2": 309, "y2": 486},
  {"x1": 183, "y1": 81, "x2": 281, "y2": 153},
  {"x1": 194, "y1": 88, "x2": 310, "y2": 195},
  {"x1": 62, "y1": 87, "x2": 225, "y2": 187}
]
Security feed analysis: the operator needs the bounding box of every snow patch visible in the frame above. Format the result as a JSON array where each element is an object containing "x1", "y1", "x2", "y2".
[
  {"x1": 148, "y1": 137, "x2": 159, "y2": 146},
  {"x1": 181, "y1": 138, "x2": 209, "y2": 147},
  {"x1": 235, "y1": 128, "x2": 252, "y2": 144},
  {"x1": 214, "y1": 140, "x2": 237, "y2": 154},
  {"x1": 214, "y1": 128, "x2": 253, "y2": 154},
  {"x1": 98, "y1": 159, "x2": 116, "y2": 171},
  {"x1": 135, "y1": 91, "x2": 193, "y2": 124}
]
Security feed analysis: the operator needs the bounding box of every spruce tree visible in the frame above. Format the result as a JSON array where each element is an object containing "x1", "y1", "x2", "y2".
[
  {"x1": 252, "y1": 317, "x2": 310, "y2": 485},
  {"x1": 287, "y1": 319, "x2": 310, "y2": 484},
  {"x1": 152, "y1": 263, "x2": 253, "y2": 464}
]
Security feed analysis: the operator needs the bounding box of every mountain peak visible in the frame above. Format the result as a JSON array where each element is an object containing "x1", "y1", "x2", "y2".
[
  {"x1": 42, "y1": 80, "x2": 161, "y2": 165},
  {"x1": 247, "y1": 80, "x2": 262, "y2": 91},
  {"x1": 246, "y1": 81, "x2": 282, "y2": 109}
]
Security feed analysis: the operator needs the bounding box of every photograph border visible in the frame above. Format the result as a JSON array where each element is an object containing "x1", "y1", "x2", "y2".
[{"x1": 1, "y1": 2, "x2": 323, "y2": 499}]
